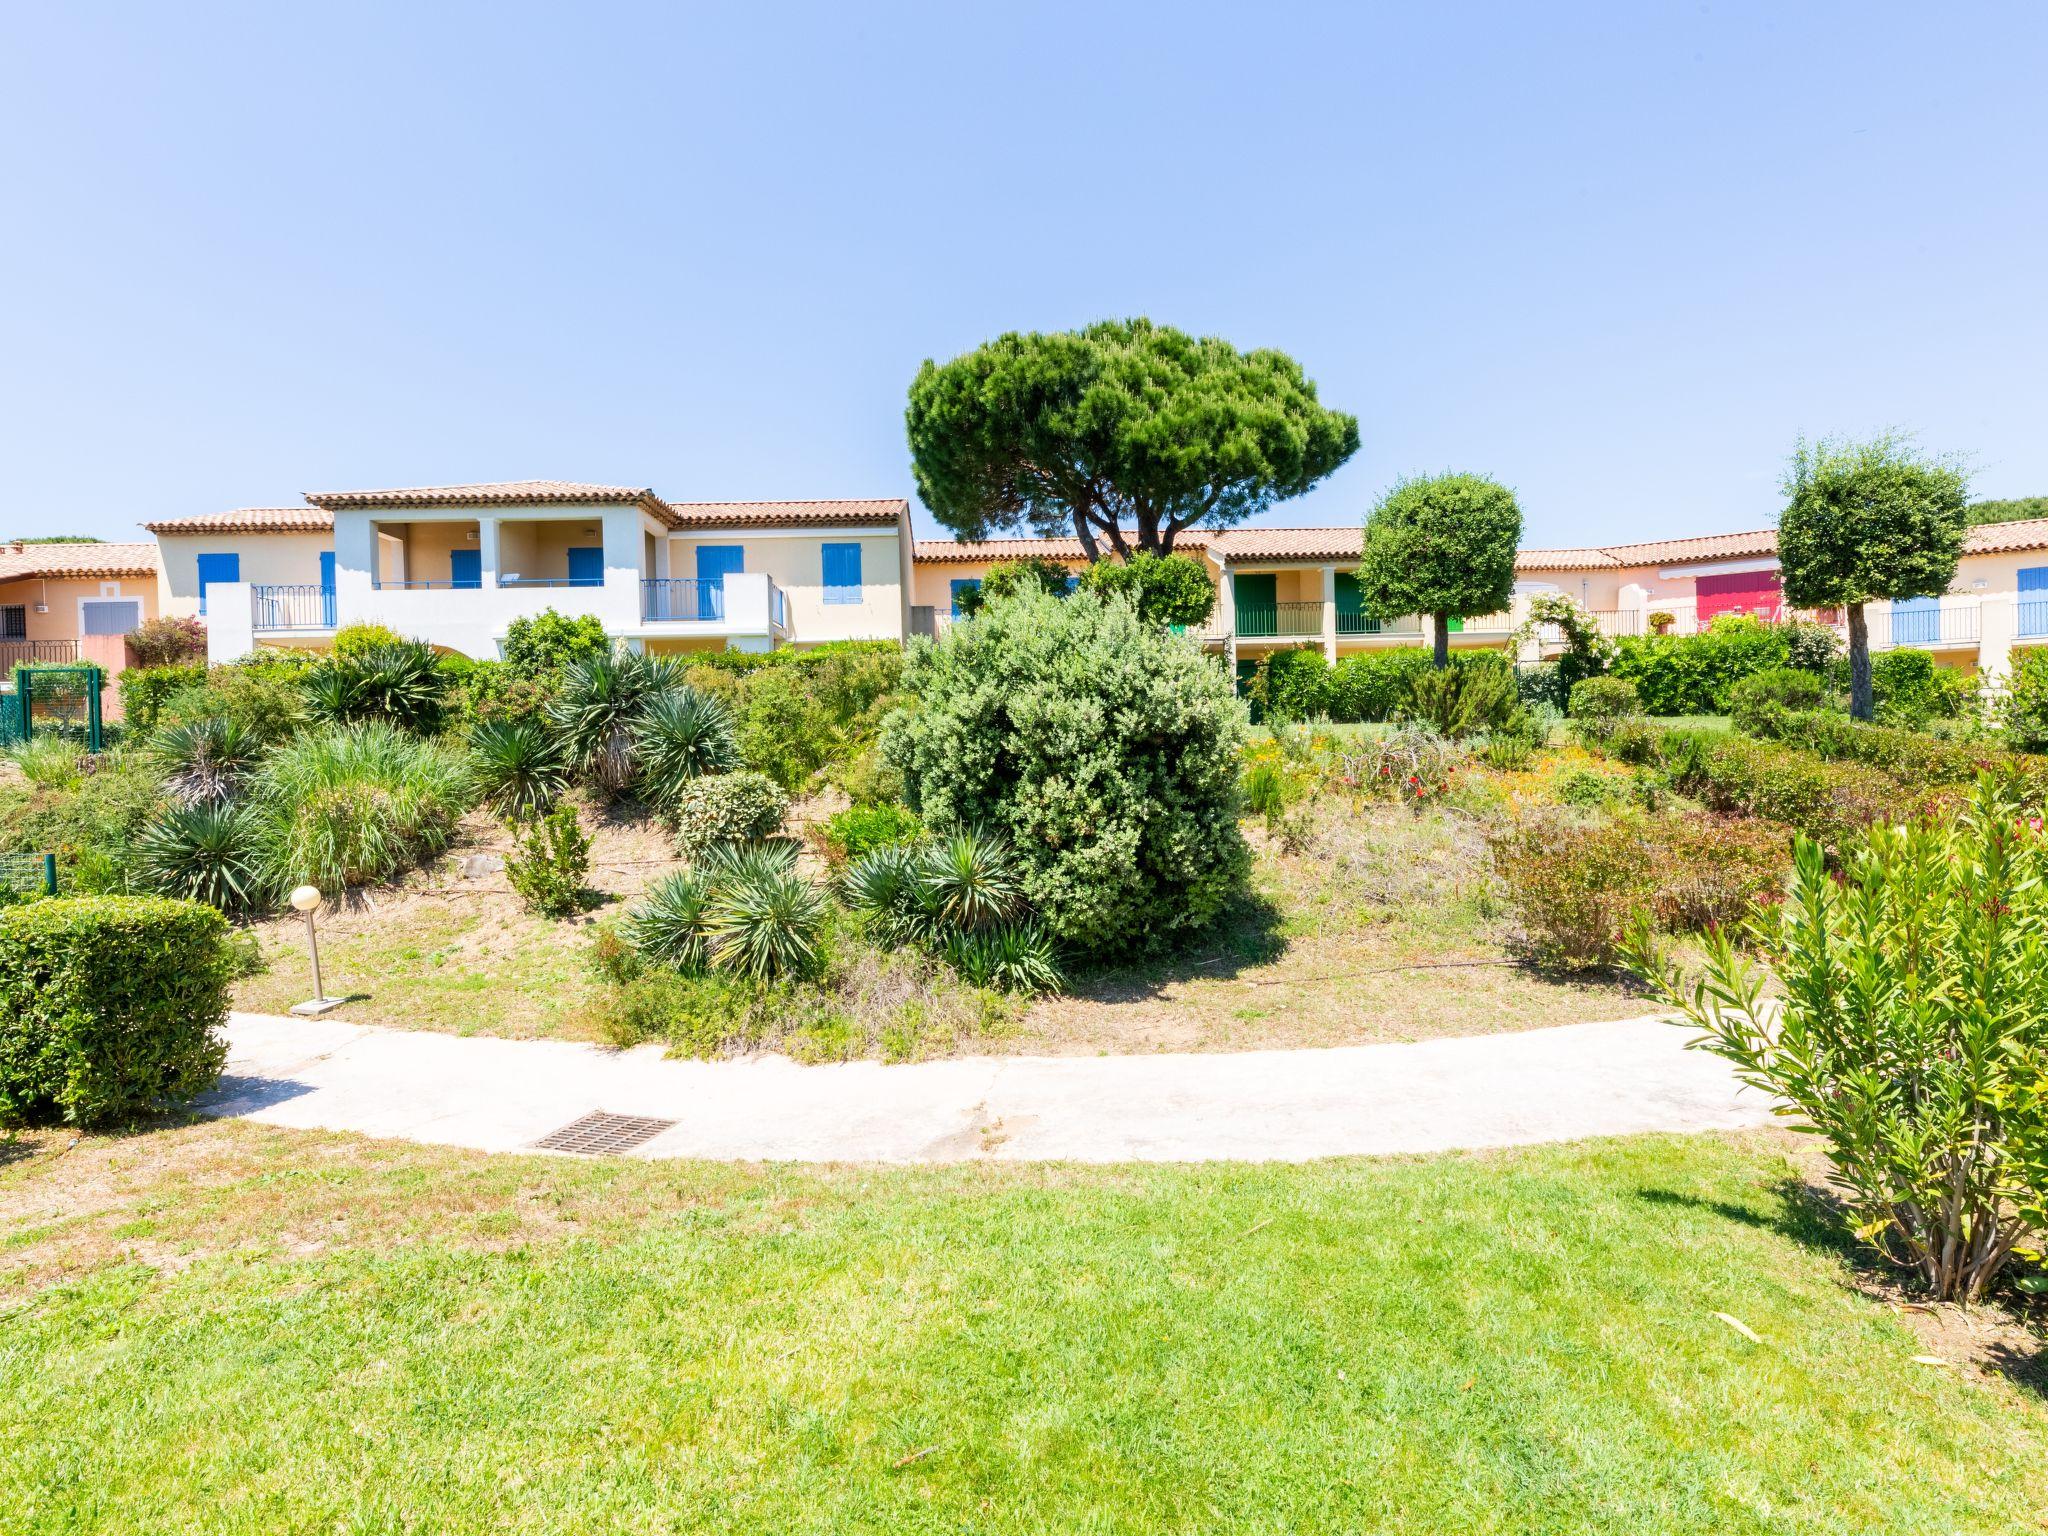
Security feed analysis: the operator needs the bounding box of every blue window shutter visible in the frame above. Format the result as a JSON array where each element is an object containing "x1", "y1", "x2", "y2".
[
  {"x1": 2021, "y1": 567, "x2": 2048, "y2": 593},
  {"x1": 449, "y1": 549, "x2": 482, "y2": 589},
  {"x1": 695, "y1": 545, "x2": 745, "y2": 620},
  {"x1": 566, "y1": 547, "x2": 604, "y2": 587},
  {"x1": 822, "y1": 542, "x2": 861, "y2": 603},
  {"x1": 319, "y1": 551, "x2": 337, "y2": 626},
  {"x1": 950, "y1": 578, "x2": 979, "y2": 617},
  {"x1": 196, "y1": 553, "x2": 240, "y2": 616}
]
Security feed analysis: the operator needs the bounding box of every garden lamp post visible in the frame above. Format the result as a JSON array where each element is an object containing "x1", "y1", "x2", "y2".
[{"x1": 287, "y1": 884, "x2": 344, "y2": 1017}]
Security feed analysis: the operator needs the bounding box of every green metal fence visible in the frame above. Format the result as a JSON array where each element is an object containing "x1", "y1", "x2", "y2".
[
  {"x1": 2, "y1": 665, "x2": 103, "y2": 752},
  {"x1": 0, "y1": 851, "x2": 58, "y2": 898}
]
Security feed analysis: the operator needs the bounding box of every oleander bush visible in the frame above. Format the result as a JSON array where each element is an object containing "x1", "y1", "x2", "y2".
[
  {"x1": 159, "y1": 657, "x2": 309, "y2": 743},
  {"x1": 124, "y1": 615, "x2": 208, "y2": 668},
  {"x1": 505, "y1": 804, "x2": 592, "y2": 918},
  {"x1": 252, "y1": 723, "x2": 470, "y2": 894},
  {"x1": 1610, "y1": 615, "x2": 1790, "y2": 715},
  {"x1": 2002, "y1": 648, "x2": 2048, "y2": 753},
  {"x1": 884, "y1": 588, "x2": 1247, "y2": 957},
  {"x1": 117, "y1": 663, "x2": 207, "y2": 734},
  {"x1": 1728, "y1": 667, "x2": 1835, "y2": 735},
  {"x1": 667, "y1": 770, "x2": 789, "y2": 861},
  {"x1": 0, "y1": 895, "x2": 233, "y2": 1127},
  {"x1": 1627, "y1": 780, "x2": 2048, "y2": 1303}
]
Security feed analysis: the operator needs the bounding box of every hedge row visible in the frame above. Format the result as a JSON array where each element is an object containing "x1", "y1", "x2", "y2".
[
  {"x1": 1255, "y1": 646, "x2": 1502, "y2": 724},
  {"x1": 0, "y1": 896, "x2": 232, "y2": 1128}
]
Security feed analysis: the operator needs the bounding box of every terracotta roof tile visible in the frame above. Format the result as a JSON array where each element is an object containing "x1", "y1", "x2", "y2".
[
  {"x1": 914, "y1": 530, "x2": 1216, "y2": 563},
  {"x1": 144, "y1": 507, "x2": 334, "y2": 535},
  {"x1": 669, "y1": 499, "x2": 908, "y2": 529},
  {"x1": 1213, "y1": 527, "x2": 1358, "y2": 561},
  {"x1": 0, "y1": 541, "x2": 159, "y2": 581},
  {"x1": 306, "y1": 480, "x2": 666, "y2": 513},
  {"x1": 1516, "y1": 546, "x2": 1621, "y2": 571},
  {"x1": 1964, "y1": 518, "x2": 2048, "y2": 555},
  {"x1": 1594, "y1": 528, "x2": 1780, "y2": 566}
]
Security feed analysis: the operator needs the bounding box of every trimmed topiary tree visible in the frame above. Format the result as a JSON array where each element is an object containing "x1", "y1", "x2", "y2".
[
  {"x1": 1359, "y1": 472, "x2": 1523, "y2": 667},
  {"x1": 1778, "y1": 433, "x2": 1969, "y2": 720},
  {"x1": 883, "y1": 588, "x2": 1248, "y2": 956},
  {"x1": 0, "y1": 896, "x2": 233, "y2": 1127}
]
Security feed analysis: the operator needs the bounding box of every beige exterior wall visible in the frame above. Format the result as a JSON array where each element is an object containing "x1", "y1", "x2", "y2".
[
  {"x1": 155, "y1": 532, "x2": 332, "y2": 619},
  {"x1": 911, "y1": 556, "x2": 1088, "y2": 612},
  {"x1": 368, "y1": 519, "x2": 482, "y2": 585},
  {"x1": 0, "y1": 576, "x2": 158, "y2": 643},
  {"x1": 668, "y1": 528, "x2": 905, "y2": 643},
  {"x1": 490, "y1": 517, "x2": 607, "y2": 584}
]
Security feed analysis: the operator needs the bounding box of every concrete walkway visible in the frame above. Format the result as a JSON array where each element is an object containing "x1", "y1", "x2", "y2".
[{"x1": 199, "y1": 1011, "x2": 1774, "y2": 1164}]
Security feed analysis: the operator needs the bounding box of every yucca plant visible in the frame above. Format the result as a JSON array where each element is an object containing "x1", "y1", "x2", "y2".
[
  {"x1": 550, "y1": 650, "x2": 684, "y2": 794},
  {"x1": 625, "y1": 869, "x2": 718, "y2": 971},
  {"x1": 922, "y1": 829, "x2": 1024, "y2": 932},
  {"x1": 943, "y1": 920, "x2": 1063, "y2": 994},
  {"x1": 705, "y1": 860, "x2": 826, "y2": 981},
  {"x1": 465, "y1": 718, "x2": 569, "y2": 821},
  {"x1": 254, "y1": 722, "x2": 471, "y2": 894},
  {"x1": 150, "y1": 716, "x2": 262, "y2": 807},
  {"x1": 634, "y1": 686, "x2": 740, "y2": 805},
  {"x1": 135, "y1": 803, "x2": 266, "y2": 912},
  {"x1": 302, "y1": 641, "x2": 448, "y2": 733}
]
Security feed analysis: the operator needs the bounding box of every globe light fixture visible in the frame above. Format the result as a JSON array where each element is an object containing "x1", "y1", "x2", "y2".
[{"x1": 287, "y1": 883, "x2": 344, "y2": 1017}]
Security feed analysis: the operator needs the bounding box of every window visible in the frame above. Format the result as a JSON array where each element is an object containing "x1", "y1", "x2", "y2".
[
  {"x1": 2019, "y1": 568, "x2": 2048, "y2": 639},
  {"x1": 82, "y1": 599, "x2": 142, "y2": 636},
  {"x1": 196, "y1": 552, "x2": 240, "y2": 616},
  {"x1": 0, "y1": 606, "x2": 24, "y2": 640},
  {"x1": 950, "y1": 578, "x2": 980, "y2": 617},
  {"x1": 822, "y1": 542, "x2": 862, "y2": 604}
]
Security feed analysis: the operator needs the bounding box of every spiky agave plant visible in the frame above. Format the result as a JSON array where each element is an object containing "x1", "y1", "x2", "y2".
[
  {"x1": 150, "y1": 716, "x2": 262, "y2": 807},
  {"x1": 550, "y1": 650, "x2": 683, "y2": 795},
  {"x1": 465, "y1": 718, "x2": 570, "y2": 821},
  {"x1": 634, "y1": 686, "x2": 740, "y2": 806},
  {"x1": 136, "y1": 803, "x2": 266, "y2": 912},
  {"x1": 942, "y1": 920, "x2": 1063, "y2": 994},
  {"x1": 624, "y1": 869, "x2": 718, "y2": 971},
  {"x1": 705, "y1": 859, "x2": 826, "y2": 982},
  {"x1": 920, "y1": 829, "x2": 1024, "y2": 933},
  {"x1": 836, "y1": 841, "x2": 940, "y2": 946}
]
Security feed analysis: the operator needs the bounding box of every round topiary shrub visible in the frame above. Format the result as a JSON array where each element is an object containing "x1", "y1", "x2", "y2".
[
  {"x1": 0, "y1": 896, "x2": 233, "y2": 1127},
  {"x1": 883, "y1": 587, "x2": 1249, "y2": 957},
  {"x1": 668, "y1": 770, "x2": 789, "y2": 860},
  {"x1": 1567, "y1": 675, "x2": 1641, "y2": 721}
]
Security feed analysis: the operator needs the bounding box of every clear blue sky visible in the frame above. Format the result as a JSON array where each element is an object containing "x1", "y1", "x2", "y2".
[{"x1": 4, "y1": 2, "x2": 2043, "y2": 549}]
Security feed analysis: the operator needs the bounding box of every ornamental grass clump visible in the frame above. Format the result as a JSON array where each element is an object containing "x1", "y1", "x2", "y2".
[
  {"x1": 1627, "y1": 776, "x2": 2048, "y2": 1303},
  {"x1": 253, "y1": 722, "x2": 470, "y2": 894}
]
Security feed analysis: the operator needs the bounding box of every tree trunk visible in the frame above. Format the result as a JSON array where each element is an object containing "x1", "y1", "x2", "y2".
[
  {"x1": 1847, "y1": 602, "x2": 1873, "y2": 720},
  {"x1": 1071, "y1": 511, "x2": 1102, "y2": 563},
  {"x1": 1433, "y1": 613, "x2": 1451, "y2": 668}
]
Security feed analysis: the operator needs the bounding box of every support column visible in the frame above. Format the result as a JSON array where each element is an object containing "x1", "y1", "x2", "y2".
[
  {"x1": 1979, "y1": 592, "x2": 2015, "y2": 697},
  {"x1": 1320, "y1": 564, "x2": 1338, "y2": 663},
  {"x1": 477, "y1": 516, "x2": 500, "y2": 587}
]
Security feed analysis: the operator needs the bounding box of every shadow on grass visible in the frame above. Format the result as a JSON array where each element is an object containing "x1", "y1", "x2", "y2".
[
  {"x1": 1059, "y1": 888, "x2": 1289, "y2": 1005},
  {"x1": 1640, "y1": 1178, "x2": 2048, "y2": 1399}
]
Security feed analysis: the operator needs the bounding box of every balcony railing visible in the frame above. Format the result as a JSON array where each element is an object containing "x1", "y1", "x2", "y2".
[
  {"x1": 643, "y1": 578, "x2": 725, "y2": 622},
  {"x1": 1235, "y1": 601, "x2": 1324, "y2": 639},
  {"x1": 2018, "y1": 601, "x2": 2048, "y2": 641},
  {"x1": 251, "y1": 584, "x2": 336, "y2": 631},
  {"x1": 1876, "y1": 602, "x2": 1980, "y2": 649},
  {"x1": 496, "y1": 575, "x2": 602, "y2": 589},
  {"x1": 372, "y1": 579, "x2": 478, "y2": 590}
]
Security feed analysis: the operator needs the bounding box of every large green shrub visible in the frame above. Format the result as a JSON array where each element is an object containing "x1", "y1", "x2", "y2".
[
  {"x1": 1327, "y1": 648, "x2": 1434, "y2": 722},
  {"x1": 821, "y1": 802, "x2": 922, "y2": 864},
  {"x1": 1629, "y1": 780, "x2": 2048, "y2": 1302},
  {"x1": 1659, "y1": 731, "x2": 1899, "y2": 849},
  {"x1": 118, "y1": 664, "x2": 206, "y2": 735},
  {"x1": 1074, "y1": 551, "x2": 1216, "y2": 628},
  {"x1": 161, "y1": 658, "x2": 309, "y2": 743},
  {"x1": 0, "y1": 896, "x2": 232, "y2": 1127},
  {"x1": 1836, "y1": 648, "x2": 1977, "y2": 728},
  {"x1": 124, "y1": 616, "x2": 208, "y2": 668},
  {"x1": 883, "y1": 588, "x2": 1247, "y2": 956},
  {"x1": 737, "y1": 667, "x2": 837, "y2": 790},
  {"x1": 1610, "y1": 616, "x2": 1790, "y2": 715},
  {"x1": 502, "y1": 610, "x2": 610, "y2": 681},
  {"x1": 253, "y1": 723, "x2": 470, "y2": 894},
  {"x1": 1252, "y1": 647, "x2": 1331, "y2": 722},
  {"x1": 1567, "y1": 675, "x2": 1640, "y2": 722},
  {"x1": 1727, "y1": 667, "x2": 1834, "y2": 735},
  {"x1": 667, "y1": 771, "x2": 789, "y2": 861},
  {"x1": 1396, "y1": 658, "x2": 1520, "y2": 739}
]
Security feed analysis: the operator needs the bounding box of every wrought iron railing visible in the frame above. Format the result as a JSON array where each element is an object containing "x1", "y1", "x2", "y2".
[
  {"x1": 1235, "y1": 601, "x2": 1324, "y2": 639},
  {"x1": 251, "y1": 584, "x2": 336, "y2": 630},
  {"x1": 643, "y1": 578, "x2": 724, "y2": 622}
]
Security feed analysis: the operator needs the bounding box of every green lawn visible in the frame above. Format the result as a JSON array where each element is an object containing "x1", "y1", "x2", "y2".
[{"x1": 4, "y1": 1124, "x2": 2045, "y2": 1533}]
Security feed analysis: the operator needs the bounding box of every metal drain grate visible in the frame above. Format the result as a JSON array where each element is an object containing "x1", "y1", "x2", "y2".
[{"x1": 531, "y1": 1111, "x2": 676, "y2": 1157}]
